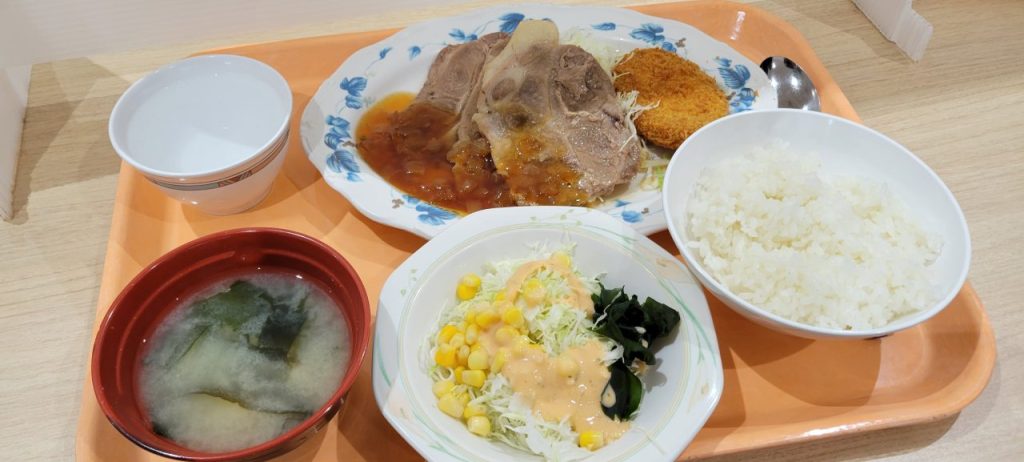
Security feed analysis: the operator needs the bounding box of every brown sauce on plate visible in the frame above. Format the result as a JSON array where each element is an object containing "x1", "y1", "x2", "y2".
[
  {"x1": 356, "y1": 92, "x2": 588, "y2": 212},
  {"x1": 498, "y1": 126, "x2": 587, "y2": 207},
  {"x1": 356, "y1": 93, "x2": 462, "y2": 209}
]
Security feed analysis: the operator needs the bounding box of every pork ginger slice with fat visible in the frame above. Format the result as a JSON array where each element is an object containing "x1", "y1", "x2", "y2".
[{"x1": 473, "y1": 19, "x2": 642, "y2": 206}]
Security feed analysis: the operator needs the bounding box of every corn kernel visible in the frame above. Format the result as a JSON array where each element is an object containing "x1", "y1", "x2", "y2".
[
  {"x1": 453, "y1": 366, "x2": 465, "y2": 384},
  {"x1": 466, "y1": 416, "x2": 491, "y2": 436},
  {"x1": 438, "y1": 393, "x2": 464, "y2": 419},
  {"x1": 552, "y1": 251, "x2": 572, "y2": 268},
  {"x1": 475, "y1": 308, "x2": 499, "y2": 328},
  {"x1": 491, "y1": 348, "x2": 511, "y2": 373},
  {"x1": 456, "y1": 321, "x2": 468, "y2": 332},
  {"x1": 462, "y1": 369, "x2": 487, "y2": 388},
  {"x1": 579, "y1": 431, "x2": 604, "y2": 450},
  {"x1": 495, "y1": 326, "x2": 519, "y2": 345},
  {"x1": 434, "y1": 344, "x2": 456, "y2": 368},
  {"x1": 432, "y1": 380, "x2": 454, "y2": 398},
  {"x1": 456, "y1": 392, "x2": 470, "y2": 405},
  {"x1": 470, "y1": 343, "x2": 484, "y2": 353},
  {"x1": 493, "y1": 291, "x2": 506, "y2": 302},
  {"x1": 456, "y1": 283, "x2": 478, "y2": 301},
  {"x1": 461, "y1": 274, "x2": 482, "y2": 289},
  {"x1": 468, "y1": 350, "x2": 489, "y2": 370},
  {"x1": 437, "y1": 325, "x2": 459, "y2": 344},
  {"x1": 464, "y1": 310, "x2": 476, "y2": 325},
  {"x1": 456, "y1": 345, "x2": 470, "y2": 366},
  {"x1": 557, "y1": 356, "x2": 579, "y2": 377},
  {"x1": 449, "y1": 333, "x2": 465, "y2": 349},
  {"x1": 523, "y1": 278, "x2": 547, "y2": 306},
  {"x1": 493, "y1": 300, "x2": 513, "y2": 314},
  {"x1": 501, "y1": 307, "x2": 525, "y2": 327},
  {"x1": 465, "y1": 324, "x2": 479, "y2": 345},
  {"x1": 463, "y1": 402, "x2": 487, "y2": 419}
]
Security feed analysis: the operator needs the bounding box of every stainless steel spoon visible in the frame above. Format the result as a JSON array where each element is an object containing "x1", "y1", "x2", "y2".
[{"x1": 759, "y1": 56, "x2": 821, "y2": 111}]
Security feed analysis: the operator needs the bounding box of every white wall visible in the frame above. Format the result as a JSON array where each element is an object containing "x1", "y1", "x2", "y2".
[
  {"x1": 0, "y1": 0, "x2": 638, "y2": 218},
  {"x1": 0, "y1": 0, "x2": 478, "y2": 67},
  {"x1": 0, "y1": 0, "x2": 481, "y2": 219},
  {"x1": 0, "y1": 66, "x2": 31, "y2": 220}
]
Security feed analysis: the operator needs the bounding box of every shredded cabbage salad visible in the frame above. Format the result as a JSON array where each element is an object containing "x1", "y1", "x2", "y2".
[{"x1": 425, "y1": 246, "x2": 621, "y2": 461}]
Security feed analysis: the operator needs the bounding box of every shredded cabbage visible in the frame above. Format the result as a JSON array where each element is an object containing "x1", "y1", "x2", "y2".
[
  {"x1": 562, "y1": 28, "x2": 623, "y2": 75},
  {"x1": 426, "y1": 246, "x2": 618, "y2": 460}
]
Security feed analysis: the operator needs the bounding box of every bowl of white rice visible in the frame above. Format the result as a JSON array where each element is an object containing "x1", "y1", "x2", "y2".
[{"x1": 662, "y1": 109, "x2": 970, "y2": 339}]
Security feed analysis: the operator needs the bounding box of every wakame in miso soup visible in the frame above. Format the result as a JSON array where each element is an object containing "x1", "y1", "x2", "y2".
[{"x1": 139, "y1": 273, "x2": 351, "y2": 453}]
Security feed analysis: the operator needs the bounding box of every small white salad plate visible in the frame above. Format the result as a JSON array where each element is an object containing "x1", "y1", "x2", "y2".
[
  {"x1": 301, "y1": 4, "x2": 777, "y2": 239},
  {"x1": 372, "y1": 206, "x2": 723, "y2": 462}
]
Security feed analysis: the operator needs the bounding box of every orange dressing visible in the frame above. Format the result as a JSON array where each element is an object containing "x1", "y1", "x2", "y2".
[
  {"x1": 472, "y1": 257, "x2": 626, "y2": 442},
  {"x1": 501, "y1": 257, "x2": 594, "y2": 316},
  {"x1": 500, "y1": 341, "x2": 630, "y2": 439}
]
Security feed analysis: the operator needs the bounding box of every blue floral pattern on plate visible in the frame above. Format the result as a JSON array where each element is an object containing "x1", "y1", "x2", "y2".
[
  {"x1": 392, "y1": 194, "x2": 458, "y2": 226},
  {"x1": 716, "y1": 57, "x2": 756, "y2": 112},
  {"x1": 339, "y1": 76, "x2": 366, "y2": 110},
  {"x1": 606, "y1": 199, "x2": 662, "y2": 224},
  {"x1": 324, "y1": 115, "x2": 360, "y2": 181},
  {"x1": 301, "y1": 4, "x2": 777, "y2": 238},
  {"x1": 628, "y1": 23, "x2": 680, "y2": 52},
  {"x1": 591, "y1": 21, "x2": 758, "y2": 113}
]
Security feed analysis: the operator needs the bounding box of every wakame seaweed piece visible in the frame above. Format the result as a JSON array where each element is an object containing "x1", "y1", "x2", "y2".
[
  {"x1": 166, "y1": 324, "x2": 211, "y2": 367},
  {"x1": 190, "y1": 391, "x2": 312, "y2": 419},
  {"x1": 144, "y1": 320, "x2": 211, "y2": 368},
  {"x1": 592, "y1": 285, "x2": 627, "y2": 315},
  {"x1": 191, "y1": 280, "x2": 274, "y2": 329},
  {"x1": 592, "y1": 283, "x2": 682, "y2": 365},
  {"x1": 152, "y1": 421, "x2": 170, "y2": 438},
  {"x1": 256, "y1": 295, "x2": 309, "y2": 361},
  {"x1": 639, "y1": 297, "x2": 680, "y2": 339},
  {"x1": 593, "y1": 301, "x2": 656, "y2": 364},
  {"x1": 601, "y1": 361, "x2": 644, "y2": 420}
]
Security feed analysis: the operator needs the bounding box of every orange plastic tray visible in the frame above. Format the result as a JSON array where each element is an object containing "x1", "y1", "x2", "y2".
[{"x1": 75, "y1": 1, "x2": 996, "y2": 460}]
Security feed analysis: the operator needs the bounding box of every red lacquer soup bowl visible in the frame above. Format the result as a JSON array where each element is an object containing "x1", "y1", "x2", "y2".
[{"x1": 91, "y1": 227, "x2": 371, "y2": 461}]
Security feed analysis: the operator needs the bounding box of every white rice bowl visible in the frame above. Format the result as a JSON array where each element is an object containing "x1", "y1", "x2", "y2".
[
  {"x1": 685, "y1": 144, "x2": 943, "y2": 330},
  {"x1": 662, "y1": 109, "x2": 971, "y2": 339}
]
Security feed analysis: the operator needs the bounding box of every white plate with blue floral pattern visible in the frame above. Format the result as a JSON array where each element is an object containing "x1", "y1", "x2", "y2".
[
  {"x1": 372, "y1": 206, "x2": 723, "y2": 461},
  {"x1": 300, "y1": 4, "x2": 777, "y2": 239}
]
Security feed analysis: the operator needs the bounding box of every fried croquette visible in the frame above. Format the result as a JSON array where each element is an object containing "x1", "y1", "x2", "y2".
[{"x1": 613, "y1": 48, "x2": 728, "y2": 149}]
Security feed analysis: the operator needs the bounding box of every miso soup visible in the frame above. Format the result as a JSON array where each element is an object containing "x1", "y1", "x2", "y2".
[{"x1": 139, "y1": 272, "x2": 351, "y2": 453}]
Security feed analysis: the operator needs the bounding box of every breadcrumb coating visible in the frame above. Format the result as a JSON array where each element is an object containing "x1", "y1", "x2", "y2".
[{"x1": 613, "y1": 48, "x2": 728, "y2": 149}]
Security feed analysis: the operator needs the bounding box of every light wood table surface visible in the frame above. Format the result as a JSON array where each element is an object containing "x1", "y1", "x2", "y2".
[{"x1": 1, "y1": 0, "x2": 1021, "y2": 460}]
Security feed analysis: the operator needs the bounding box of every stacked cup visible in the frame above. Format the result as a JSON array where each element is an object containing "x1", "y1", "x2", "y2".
[{"x1": 109, "y1": 55, "x2": 292, "y2": 215}]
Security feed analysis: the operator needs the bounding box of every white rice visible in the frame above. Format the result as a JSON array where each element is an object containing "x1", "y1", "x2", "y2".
[{"x1": 685, "y1": 144, "x2": 943, "y2": 330}]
